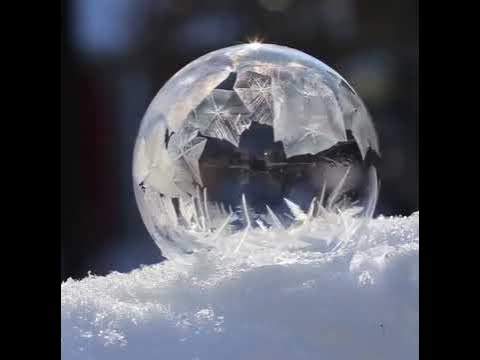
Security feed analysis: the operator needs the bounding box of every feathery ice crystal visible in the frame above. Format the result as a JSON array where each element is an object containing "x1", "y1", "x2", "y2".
[{"x1": 133, "y1": 43, "x2": 380, "y2": 260}]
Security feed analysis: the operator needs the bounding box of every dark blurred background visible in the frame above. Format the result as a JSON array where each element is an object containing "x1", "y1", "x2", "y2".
[{"x1": 61, "y1": 0, "x2": 418, "y2": 281}]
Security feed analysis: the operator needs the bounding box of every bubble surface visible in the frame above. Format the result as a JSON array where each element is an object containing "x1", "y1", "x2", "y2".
[{"x1": 133, "y1": 43, "x2": 380, "y2": 259}]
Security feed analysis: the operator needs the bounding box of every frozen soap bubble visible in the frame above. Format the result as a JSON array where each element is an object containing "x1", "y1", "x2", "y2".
[{"x1": 133, "y1": 43, "x2": 380, "y2": 259}]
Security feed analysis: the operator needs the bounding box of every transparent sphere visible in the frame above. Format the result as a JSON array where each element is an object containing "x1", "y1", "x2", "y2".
[{"x1": 133, "y1": 43, "x2": 380, "y2": 258}]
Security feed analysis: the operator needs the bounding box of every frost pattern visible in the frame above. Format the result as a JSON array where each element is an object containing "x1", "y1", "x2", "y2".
[
  {"x1": 137, "y1": 123, "x2": 186, "y2": 198},
  {"x1": 234, "y1": 71, "x2": 274, "y2": 125},
  {"x1": 141, "y1": 165, "x2": 378, "y2": 260},
  {"x1": 189, "y1": 89, "x2": 251, "y2": 147},
  {"x1": 133, "y1": 44, "x2": 382, "y2": 259},
  {"x1": 271, "y1": 66, "x2": 347, "y2": 158},
  {"x1": 336, "y1": 80, "x2": 380, "y2": 159},
  {"x1": 167, "y1": 128, "x2": 207, "y2": 188},
  {"x1": 143, "y1": 55, "x2": 233, "y2": 132}
]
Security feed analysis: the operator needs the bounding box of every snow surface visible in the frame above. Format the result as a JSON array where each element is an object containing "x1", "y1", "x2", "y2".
[{"x1": 61, "y1": 212, "x2": 418, "y2": 360}]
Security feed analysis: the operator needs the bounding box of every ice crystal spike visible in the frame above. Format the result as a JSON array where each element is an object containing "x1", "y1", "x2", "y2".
[{"x1": 133, "y1": 44, "x2": 380, "y2": 259}]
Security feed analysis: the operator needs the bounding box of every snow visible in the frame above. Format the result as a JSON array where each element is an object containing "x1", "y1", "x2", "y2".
[{"x1": 61, "y1": 212, "x2": 418, "y2": 360}]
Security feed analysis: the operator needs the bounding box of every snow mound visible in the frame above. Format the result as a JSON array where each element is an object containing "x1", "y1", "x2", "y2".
[{"x1": 61, "y1": 212, "x2": 419, "y2": 360}]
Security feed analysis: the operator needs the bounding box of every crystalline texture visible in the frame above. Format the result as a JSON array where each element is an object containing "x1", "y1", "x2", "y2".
[
  {"x1": 336, "y1": 80, "x2": 379, "y2": 159},
  {"x1": 137, "y1": 122, "x2": 187, "y2": 198},
  {"x1": 190, "y1": 89, "x2": 252, "y2": 147},
  {"x1": 234, "y1": 70, "x2": 274, "y2": 126},
  {"x1": 350, "y1": 106, "x2": 380, "y2": 160},
  {"x1": 272, "y1": 66, "x2": 347, "y2": 158},
  {"x1": 132, "y1": 43, "x2": 381, "y2": 260},
  {"x1": 141, "y1": 55, "x2": 234, "y2": 133},
  {"x1": 167, "y1": 128, "x2": 207, "y2": 191}
]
